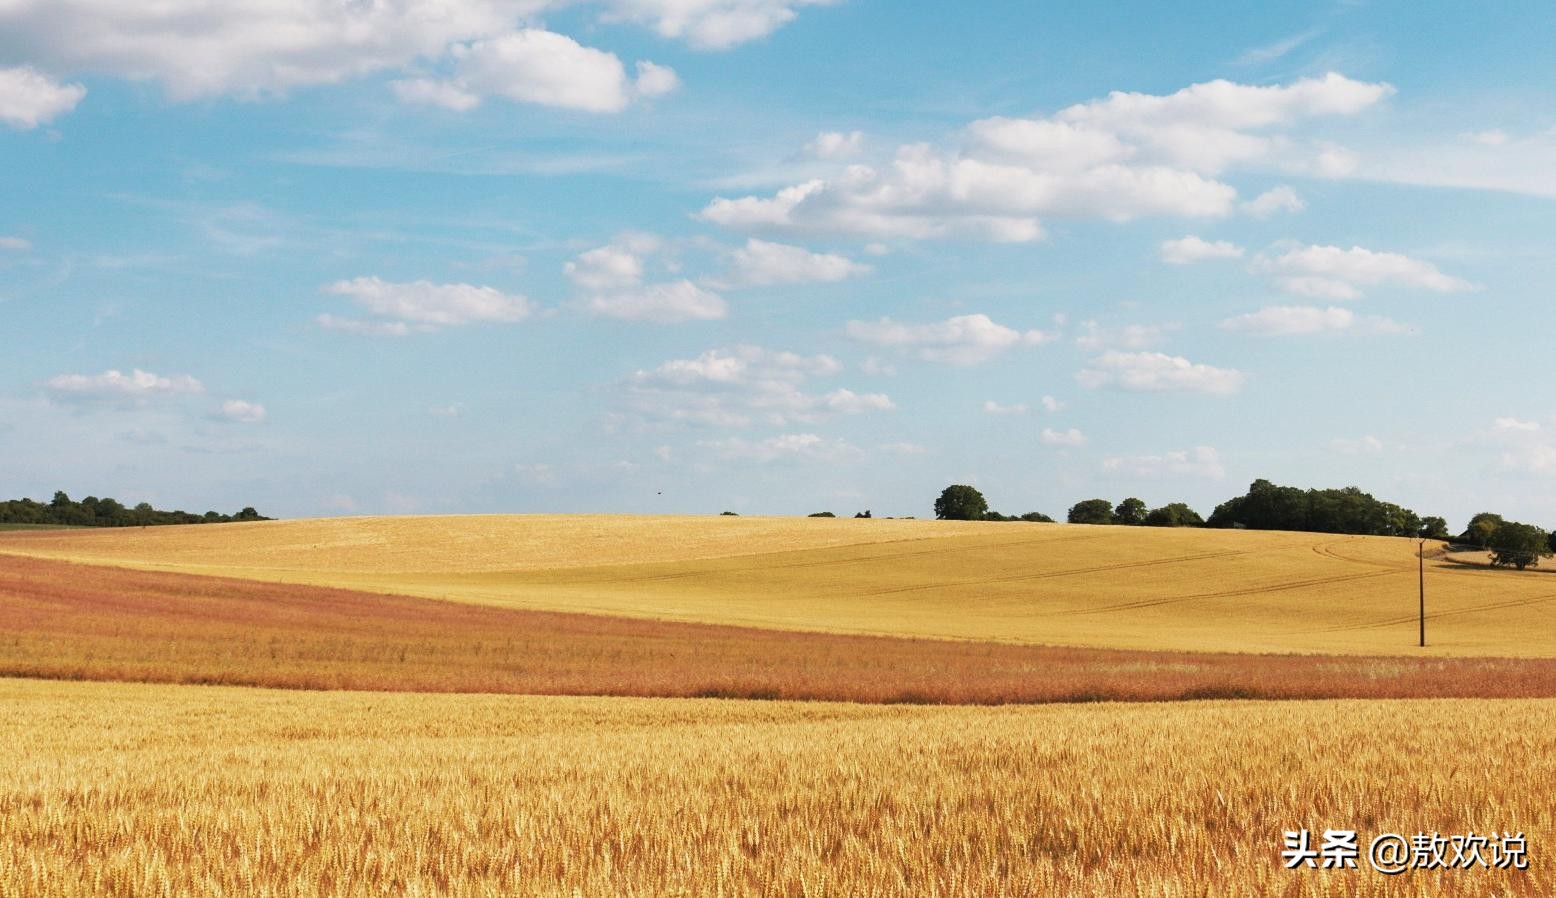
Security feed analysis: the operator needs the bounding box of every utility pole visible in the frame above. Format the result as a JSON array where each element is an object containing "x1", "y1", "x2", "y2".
[{"x1": 1419, "y1": 539, "x2": 1426, "y2": 648}]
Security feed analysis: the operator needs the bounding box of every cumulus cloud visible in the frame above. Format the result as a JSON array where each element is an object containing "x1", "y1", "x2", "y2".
[
  {"x1": 220, "y1": 399, "x2": 267, "y2": 424},
  {"x1": 619, "y1": 345, "x2": 891, "y2": 429},
  {"x1": 319, "y1": 277, "x2": 533, "y2": 334},
  {"x1": 0, "y1": 235, "x2": 33, "y2": 251},
  {"x1": 1219, "y1": 305, "x2": 1408, "y2": 337},
  {"x1": 846, "y1": 313, "x2": 1056, "y2": 365},
  {"x1": 601, "y1": 0, "x2": 842, "y2": 50},
  {"x1": 718, "y1": 238, "x2": 871, "y2": 287},
  {"x1": 1041, "y1": 427, "x2": 1087, "y2": 447},
  {"x1": 804, "y1": 130, "x2": 864, "y2": 159},
  {"x1": 0, "y1": 4, "x2": 688, "y2": 113},
  {"x1": 1103, "y1": 446, "x2": 1225, "y2": 480},
  {"x1": 1240, "y1": 185, "x2": 1305, "y2": 217},
  {"x1": 1076, "y1": 351, "x2": 1244, "y2": 395},
  {"x1": 566, "y1": 244, "x2": 646, "y2": 290},
  {"x1": 45, "y1": 369, "x2": 204, "y2": 404},
  {"x1": 396, "y1": 29, "x2": 675, "y2": 114},
  {"x1": 1255, "y1": 244, "x2": 1477, "y2": 299},
  {"x1": 983, "y1": 400, "x2": 1030, "y2": 416},
  {"x1": 1493, "y1": 417, "x2": 1541, "y2": 433},
  {"x1": 1040, "y1": 395, "x2": 1064, "y2": 413},
  {"x1": 0, "y1": 66, "x2": 86, "y2": 128},
  {"x1": 583, "y1": 280, "x2": 727, "y2": 323},
  {"x1": 1159, "y1": 235, "x2": 1244, "y2": 264},
  {"x1": 699, "y1": 73, "x2": 1388, "y2": 244}
]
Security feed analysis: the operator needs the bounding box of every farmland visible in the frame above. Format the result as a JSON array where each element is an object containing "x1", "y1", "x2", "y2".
[
  {"x1": 4, "y1": 515, "x2": 1555, "y2": 655},
  {"x1": 2, "y1": 678, "x2": 1550, "y2": 897},
  {"x1": 8, "y1": 553, "x2": 1556, "y2": 702}
]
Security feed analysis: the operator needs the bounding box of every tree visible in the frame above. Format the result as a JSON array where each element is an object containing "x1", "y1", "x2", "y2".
[
  {"x1": 1067, "y1": 498, "x2": 1113, "y2": 525},
  {"x1": 1113, "y1": 497, "x2": 1148, "y2": 526},
  {"x1": 1488, "y1": 521, "x2": 1549, "y2": 571},
  {"x1": 1463, "y1": 512, "x2": 1504, "y2": 547},
  {"x1": 934, "y1": 485, "x2": 988, "y2": 521},
  {"x1": 1144, "y1": 503, "x2": 1204, "y2": 527},
  {"x1": 1419, "y1": 516, "x2": 1450, "y2": 540},
  {"x1": 1019, "y1": 511, "x2": 1055, "y2": 523},
  {"x1": 808, "y1": 511, "x2": 835, "y2": 518}
]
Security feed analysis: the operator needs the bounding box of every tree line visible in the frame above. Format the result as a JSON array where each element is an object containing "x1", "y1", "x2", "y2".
[
  {"x1": 0, "y1": 492, "x2": 270, "y2": 528},
  {"x1": 932, "y1": 479, "x2": 1553, "y2": 569}
]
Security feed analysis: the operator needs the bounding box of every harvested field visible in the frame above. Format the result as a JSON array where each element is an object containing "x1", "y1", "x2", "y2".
[
  {"x1": 2, "y1": 678, "x2": 1550, "y2": 897},
  {"x1": 4, "y1": 554, "x2": 1555, "y2": 702},
  {"x1": 5, "y1": 515, "x2": 1555, "y2": 656}
]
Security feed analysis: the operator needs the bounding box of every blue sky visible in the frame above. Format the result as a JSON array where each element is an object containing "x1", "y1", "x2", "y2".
[{"x1": 3, "y1": 1, "x2": 1556, "y2": 526}]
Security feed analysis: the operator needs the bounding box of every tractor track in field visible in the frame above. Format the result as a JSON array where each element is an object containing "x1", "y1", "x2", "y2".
[
  {"x1": 1313, "y1": 590, "x2": 1556, "y2": 633},
  {"x1": 1050, "y1": 568, "x2": 1408, "y2": 617}
]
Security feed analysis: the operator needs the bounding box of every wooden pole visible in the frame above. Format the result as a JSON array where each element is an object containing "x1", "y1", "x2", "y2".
[{"x1": 1419, "y1": 539, "x2": 1426, "y2": 648}]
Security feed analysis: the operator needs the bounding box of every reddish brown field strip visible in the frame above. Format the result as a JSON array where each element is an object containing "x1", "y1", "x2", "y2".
[{"x1": 4, "y1": 554, "x2": 1556, "y2": 703}]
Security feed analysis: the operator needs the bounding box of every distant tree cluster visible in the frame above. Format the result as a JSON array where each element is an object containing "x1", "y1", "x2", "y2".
[
  {"x1": 1065, "y1": 497, "x2": 1204, "y2": 528},
  {"x1": 0, "y1": 492, "x2": 270, "y2": 528},
  {"x1": 1451, "y1": 512, "x2": 1551, "y2": 570},
  {"x1": 932, "y1": 485, "x2": 1052, "y2": 523},
  {"x1": 1205, "y1": 479, "x2": 1429, "y2": 537}
]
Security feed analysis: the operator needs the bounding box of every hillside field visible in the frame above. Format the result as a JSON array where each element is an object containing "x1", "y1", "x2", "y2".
[{"x1": 4, "y1": 514, "x2": 1554, "y2": 656}]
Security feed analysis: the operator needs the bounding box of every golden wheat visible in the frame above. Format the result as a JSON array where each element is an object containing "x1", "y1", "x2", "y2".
[
  {"x1": 1, "y1": 678, "x2": 1550, "y2": 897},
  {"x1": 4, "y1": 516, "x2": 1554, "y2": 655}
]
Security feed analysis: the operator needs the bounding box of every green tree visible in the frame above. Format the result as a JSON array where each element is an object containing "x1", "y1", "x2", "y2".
[
  {"x1": 934, "y1": 484, "x2": 988, "y2": 521},
  {"x1": 1488, "y1": 521, "x2": 1549, "y2": 571},
  {"x1": 1067, "y1": 498, "x2": 1114, "y2": 525},
  {"x1": 1113, "y1": 497, "x2": 1148, "y2": 526},
  {"x1": 1144, "y1": 503, "x2": 1204, "y2": 527},
  {"x1": 1019, "y1": 511, "x2": 1055, "y2": 523},
  {"x1": 807, "y1": 511, "x2": 835, "y2": 518},
  {"x1": 1419, "y1": 516, "x2": 1450, "y2": 540},
  {"x1": 1463, "y1": 512, "x2": 1504, "y2": 547}
]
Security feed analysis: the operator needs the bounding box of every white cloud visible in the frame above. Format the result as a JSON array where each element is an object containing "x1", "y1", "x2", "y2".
[
  {"x1": 632, "y1": 60, "x2": 680, "y2": 98},
  {"x1": 1074, "y1": 321, "x2": 1174, "y2": 351},
  {"x1": 1159, "y1": 235, "x2": 1244, "y2": 264},
  {"x1": 566, "y1": 244, "x2": 645, "y2": 290},
  {"x1": 1459, "y1": 129, "x2": 1510, "y2": 147},
  {"x1": 1493, "y1": 417, "x2": 1541, "y2": 433},
  {"x1": 846, "y1": 313, "x2": 1056, "y2": 365},
  {"x1": 620, "y1": 345, "x2": 891, "y2": 430},
  {"x1": 220, "y1": 399, "x2": 267, "y2": 424},
  {"x1": 1240, "y1": 185, "x2": 1305, "y2": 217},
  {"x1": 1103, "y1": 446, "x2": 1226, "y2": 480},
  {"x1": 600, "y1": 0, "x2": 841, "y2": 50},
  {"x1": 805, "y1": 130, "x2": 864, "y2": 159},
  {"x1": 1219, "y1": 305, "x2": 1408, "y2": 337},
  {"x1": 315, "y1": 314, "x2": 416, "y2": 337},
  {"x1": 430, "y1": 404, "x2": 464, "y2": 418},
  {"x1": 1256, "y1": 244, "x2": 1477, "y2": 297},
  {"x1": 1041, "y1": 427, "x2": 1087, "y2": 447},
  {"x1": 1330, "y1": 435, "x2": 1383, "y2": 455},
  {"x1": 719, "y1": 238, "x2": 871, "y2": 287},
  {"x1": 983, "y1": 400, "x2": 1029, "y2": 416},
  {"x1": 322, "y1": 277, "x2": 533, "y2": 333},
  {"x1": 0, "y1": 6, "x2": 685, "y2": 113},
  {"x1": 0, "y1": 66, "x2": 85, "y2": 128},
  {"x1": 390, "y1": 78, "x2": 481, "y2": 112},
  {"x1": 0, "y1": 2, "x2": 548, "y2": 100},
  {"x1": 45, "y1": 369, "x2": 204, "y2": 404},
  {"x1": 1076, "y1": 351, "x2": 1244, "y2": 395},
  {"x1": 583, "y1": 280, "x2": 727, "y2": 323},
  {"x1": 700, "y1": 73, "x2": 1387, "y2": 244},
  {"x1": 1040, "y1": 395, "x2": 1063, "y2": 413},
  {"x1": 0, "y1": 235, "x2": 33, "y2": 251},
  {"x1": 439, "y1": 29, "x2": 657, "y2": 114},
  {"x1": 699, "y1": 432, "x2": 861, "y2": 464}
]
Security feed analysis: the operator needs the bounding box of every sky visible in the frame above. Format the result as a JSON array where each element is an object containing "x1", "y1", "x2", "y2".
[{"x1": 3, "y1": 1, "x2": 1556, "y2": 526}]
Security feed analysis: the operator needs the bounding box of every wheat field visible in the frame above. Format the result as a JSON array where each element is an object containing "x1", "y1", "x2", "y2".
[
  {"x1": 4, "y1": 515, "x2": 1554, "y2": 655},
  {"x1": 1, "y1": 678, "x2": 1549, "y2": 897}
]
